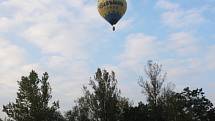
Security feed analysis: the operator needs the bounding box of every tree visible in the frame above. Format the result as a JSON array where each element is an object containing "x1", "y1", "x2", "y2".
[
  {"x1": 178, "y1": 87, "x2": 215, "y2": 121},
  {"x1": 90, "y1": 68, "x2": 130, "y2": 121},
  {"x1": 138, "y1": 61, "x2": 168, "y2": 121},
  {"x1": 66, "y1": 68, "x2": 129, "y2": 121},
  {"x1": 50, "y1": 111, "x2": 66, "y2": 121},
  {"x1": 64, "y1": 109, "x2": 79, "y2": 121},
  {"x1": 159, "y1": 90, "x2": 188, "y2": 121},
  {"x1": 121, "y1": 102, "x2": 150, "y2": 121},
  {"x1": 3, "y1": 71, "x2": 61, "y2": 121},
  {"x1": 65, "y1": 89, "x2": 92, "y2": 121},
  {"x1": 138, "y1": 60, "x2": 166, "y2": 106},
  {"x1": 2, "y1": 117, "x2": 16, "y2": 121},
  {"x1": 158, "y1": 87, "x2": 215, "y2": 121}
]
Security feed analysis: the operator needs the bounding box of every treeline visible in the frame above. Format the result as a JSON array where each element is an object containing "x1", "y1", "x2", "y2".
[{"x1": 1, "y1": 61, "x2": 215, "y2": 121}]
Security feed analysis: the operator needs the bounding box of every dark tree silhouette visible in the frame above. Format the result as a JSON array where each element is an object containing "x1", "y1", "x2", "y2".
[
  {"x1": 178, "y1": 87, "x2": 215, "y2": 121},
  {"x1": 138, "y1": 60, "x2": 167, "y2": 106},
  {"x1": 1, "y1": 63, "x2": 215, "y2": 121},
  {"x1": 138, "y1": 61, "x2": 168, "y2": 121},
  {"x1": 65, "y1": 68, "x2": 129, "y2": 121},
  {"x1": 121, "y1": 102, "x2": 150, "y2": 121},
  {"x1": 2, "y1": 71, "x2": 62, "y2": 121}
]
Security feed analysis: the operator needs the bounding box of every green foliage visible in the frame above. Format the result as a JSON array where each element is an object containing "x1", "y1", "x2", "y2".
[
  {"x1": 0, "y1": 117, "x2": 13, "y2": 121},
  {"x1": 134, "y1": 61, "x2": 215, "y2": 121},
  {"x1": 138, "y1": 60, "x2": 166, "y2": 107},
  {"x1": 138, "y1": 61, "x2": 168, "y2": 121},
  {"x1": 64, "y1": 109, "x2": 78, "y2": 121},
  {"x1": 178, "y1": 87, "x2": 215, "y2": 121},
  {"x1": 3, "y1": 71, "x2": 61, "y2": 121},
  {"x1": 155, "y1": 87, "x2": 215, "y2": 121},
  {"x1": 1, "y1": 63, "x2": 215, "y2": 121},
  {"x1": 121, "y1": 102, "x2": 150, "y2": 121},
  {"x1": 65, "y1": 68, "x2": 129, "y2": 121},
  {"x1": 49, "y1": 111, "x2": 66, "y2": 121}
]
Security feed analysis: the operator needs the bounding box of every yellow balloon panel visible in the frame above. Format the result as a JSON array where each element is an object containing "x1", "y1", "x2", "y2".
[{"x1": 97, "y1": 0, "x2": 127, "y2": 25}]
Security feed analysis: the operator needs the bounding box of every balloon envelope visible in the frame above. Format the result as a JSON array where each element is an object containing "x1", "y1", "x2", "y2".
[{"x1": 97, "y1": 0, "x2": 127, "y2": 27}]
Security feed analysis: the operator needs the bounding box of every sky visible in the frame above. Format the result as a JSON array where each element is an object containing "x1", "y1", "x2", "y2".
[{"x1": 0, "y1": 0, "x2": 215, "y2": 118}]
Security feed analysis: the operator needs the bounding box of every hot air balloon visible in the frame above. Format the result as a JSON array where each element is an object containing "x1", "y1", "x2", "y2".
[{"x1": 97, "y1": 0, "x2": 127, "y2": 31}]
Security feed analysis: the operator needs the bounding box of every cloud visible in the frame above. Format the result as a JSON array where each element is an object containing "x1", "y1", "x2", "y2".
[
  {"x1": 0, "y1": 0, "x2": 101, "y2": 58},
  {"x1": 118, "y1": 32, "x2": 200, "y2": 78},
  {"x1": 0, "y1": 38, "x2": 39, "y2": 86},
  {"x1": 0, "y1": 0, "x2": 214, "y2": 117},
  {"x1": 116, "y1": 31, "x2": 215, "y2": 103},
  {"x1": 0, "y1": 0, "x2": 105, "y2": 115},
  {"x1": 0, "y1": 17, "x2": 14, "y2": 32},
  {"x1": 206, "y1": 45, "x2": 215, "y2": 70},
  {"x1": 119, "y1": 33, "x2": 159, "y2": 68},
  {"x1": 166, "y1": 32, "x2": 200, "y2": 56},
  {"x1": 156, "y1": 0, "x2": 205, "y2": 28},
  {"x1": 156, "y1": 0, "x2": 179, "y2": 10},
  {"x1": 0, "y1": 38, "x2": 25, "y2": 66},
  {"x1": 17, "y1": 0, "x2": 105, "y2": 109},
  {"x1": 117, "y1": 19, "x2": 133, "y2": 30},
  {"x1": 0, "y1": 37, "x2": 43, "y2": 117},
  {"x1": 163, "y1": 59, "x2": 202, "y2": 81},
  {"x1": 119, "y1": 32, "x2": 200, "y2": 68}
]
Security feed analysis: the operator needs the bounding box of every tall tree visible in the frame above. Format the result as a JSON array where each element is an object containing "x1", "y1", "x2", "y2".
[
  {"x1": 159, "y1": 90, "x2": 188, "y2": 121},
  {"x1": 121, "y1": 102, "x2": 150, "y2": 121},
  {"x1": 66, "y1": 88, "x2": 92, "y2": 121},
  {"x1": 179, "y1": 87, "x2": 215, "y2": 121},
  {"x1": 138, "y1": 61, "x2": 170, "y2": 121},
  {"x1": 3, "y1": 71, "x2": 61, "y2": 121},
  {"x1": 138, "y1": 60, "x2": 166, "y2": 106},
  {"x1": 66, "y1": 68, "x2": 129, "y2": 121},
  {"x1": 90, "y1": 68, "x2": 129, "y2": 121}
]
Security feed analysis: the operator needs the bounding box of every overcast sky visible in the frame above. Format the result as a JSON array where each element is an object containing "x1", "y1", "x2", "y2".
[{"x1": 0, "y1": 0, "x2": 215, "y2": 118}]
